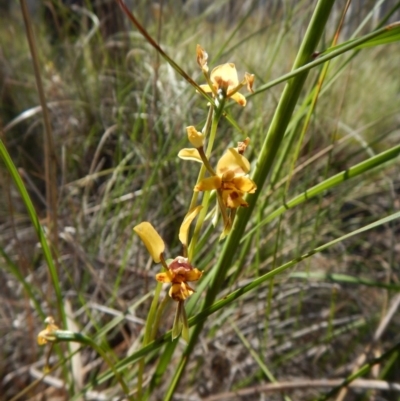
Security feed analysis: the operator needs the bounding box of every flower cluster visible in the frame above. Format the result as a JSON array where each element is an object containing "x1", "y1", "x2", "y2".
[
  {"x1": 134, "y1": 45, "x2": 256, "y2": 340},
  {"x1": 134, "y1": 206, "x2": 203, "y2": 304}
]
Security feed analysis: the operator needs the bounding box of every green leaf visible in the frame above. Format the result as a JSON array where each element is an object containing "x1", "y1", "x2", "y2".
[{"x1": 323, "y1": 22, "x2": 400, "y2": 52}]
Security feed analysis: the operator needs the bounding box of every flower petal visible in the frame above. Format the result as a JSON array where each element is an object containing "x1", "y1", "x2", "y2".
[
  {"x1": 179, "y1": 206, "x2": 202, "y2": 246},
  {"x1": 199, "y1": 84, "x2": 213, "y2": 93},
  {"x1": 156, "y1": 271, "x2": 174, "y2": 283},
  {"x1": 186, "y1": 126, "x2": 204, "y2": 148},
  {"x1": 237, "y1": 137, "x2": 250, "y2": 155},
  {"x1": 185, "y1": 268, "x2": 203, "y2": 282},
  {"x1": 133, "y1": 222, "x2": 165, "y2": 263},
  {"x1": 194, "y1": 176, "x2": 222, "y2": 192},
  {"x1": 229, "y1": 92, "x2": 246, "y2": 106},
  {"x1": 196, "y1": 44, "x2": 208, "y2": 71},
  {"x1": 169, "y1": 282, "x2": 195, "y2": 301},
  {"x1": 178, "y1": 148, "x2": 203, "y2": 163},
  {"x1": 216, "y1": 148, "x2": 250, "y2": 176},
  {"x1": 210, "y1": 63, "x2": 239, "y2": 90},
  {"x1": 233, "y1": 176, "x2": 257, "y2": 193},
  {"x1": 37, "y1": 317, "x2": 59, "y2": 345},
  {"x1": 244, "y1": 72, "x2": 255, "y2": 93},
  {"x1": 222, "y1": 190, "x2": 248, "y2": 208}
]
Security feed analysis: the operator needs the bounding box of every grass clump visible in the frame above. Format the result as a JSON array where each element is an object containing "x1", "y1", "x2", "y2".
[{"x1": 1, "y1": 1, "x2": 400, "y2": 400}]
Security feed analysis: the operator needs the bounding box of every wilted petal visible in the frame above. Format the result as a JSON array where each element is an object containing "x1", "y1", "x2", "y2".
[
  {"x1": 178, "y1": 148, "x2": 203, "y2": 162},
  {"x1": 179, "y1": 206, "x2": 202, "y2": 246},
  {"x1": 133, "y1": 222, "x2": 165, "y2": 263},
  {"x1": 196, "y1": 44, "x2": 208, "y2": 71},
  {"x1": 244, "y1": 72, "x2": 255, "y2": 93},
  {"x1": 156, "y1": 271, "x2": 175, "y2": 283},
  {"x1": 194, "y1": 176, "x2": 222, "y2": 191},
  {"x1": 233, "y1": 176, "x2": 257, "y2": 193},
  {"x1": 168, "y1": 256, "x2": 192, "y2": 272},
  {"x1": 216, "y1": 148, "x2": 250, "y2": 176},
  {"x1": 229, "y1": 92, "x2": 246, "y2": 106},
  {"x1": 237, "y1": 137, "x2": 250, "y2": 155}
]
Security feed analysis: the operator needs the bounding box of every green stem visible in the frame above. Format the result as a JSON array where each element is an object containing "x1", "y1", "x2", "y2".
[
  {"x1": 53, "y1": 331, "x2": 133, "y2": 400},
  {"x1": 137, "y1": 281, "x2": 163, "y2": 398},
  {"x1": 188, "y1": 108, "x2": 223, "y2": 260}
]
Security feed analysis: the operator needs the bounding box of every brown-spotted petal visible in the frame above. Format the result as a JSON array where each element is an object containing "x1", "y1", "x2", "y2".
[
  {"x1": 223, "y1": 190, "x2": 248, "y2": 208},
  {"x1": 169, "y1": 282, "x2": 195, "y2": 301},
  {"x1": 133, "y1": 222, "x2": 165, "y2": 263},
  {"x1": 210, "y1": 63, "x2": 239, "y2": 91},
  {"x1": 156, "y1": 271, "x2": 175, "y2": 283},
  {"x1": 179, "y1": 206, "x2": 203, "y2": 246}
]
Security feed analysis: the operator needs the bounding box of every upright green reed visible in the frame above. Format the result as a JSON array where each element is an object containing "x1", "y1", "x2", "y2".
[{"x1": 2, "y1": 0, "x2": 400, "y2": 400}]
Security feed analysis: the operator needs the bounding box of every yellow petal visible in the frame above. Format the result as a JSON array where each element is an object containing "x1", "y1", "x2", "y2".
[
  {"x1": 185, "y1": 268, "x2": 203, "y2": 282},
  {"x1": 133, "y1": 222, "x2": 165, "y2": 263},
  {"x1": 199, "y1": 84, "x2": 213, "y2": 93},
  {"x1": 37, "y1": 317, "x2": 59, "y2": 345},
  {"x1": 178, "y1": 148, "x2": 203, "y2": 163},
  {"x1": 229, "y1": 92, "x2": 246, "y2": 106},
  {"x1": 216, "y1": 148, "x2": 250, "y2": 176},
  {"x1": 186, "y1": 126, "x2": 204, "y2": 148},
  {"x1": 233, "y1": 176, "x2": 257, "y2": 193},
  {"x1": 179, "y1": 206, "x2": 203, "y2": 246},
  {"x1": 169, "y1": 282, "x2": 195, "y2": 301},
  {"x1": 156, "y1": 271, "x2": 174, "y2": 283},
  {"x1": 194, "y1": 176, "x2": 222, "y2": 192},
  {"x1": 37, "y1": 329, "x2": 49, "y2": 345},
  {"x1": 210, "y1": 63, "x2": 239, "y2": 90},
  {"x1": 222, "y1": 190, "x2": 248, "y2": 208}
]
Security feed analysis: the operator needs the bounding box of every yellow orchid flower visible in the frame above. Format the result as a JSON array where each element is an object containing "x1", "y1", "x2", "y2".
[
  {"x1": 194, "y1": 147, "x2": 257, "y2": 208},
  {"x1": 134, "y1": 208, "x2": 203, "y2": 341},
  {"x1": 156, "y1": 256, "x2": 202, "y2": 302},
  {"x1": 37, "y1": 316, "x2": 59, "y2": 345},
  {"x1": 199, "y1": 63, "x2": 254, "y2": 107},
  {"x1": 133, "y1": 206, "x2": 203, "y2": 302}
]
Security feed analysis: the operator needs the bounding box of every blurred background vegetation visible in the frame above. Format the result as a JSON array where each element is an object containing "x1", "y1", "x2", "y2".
[{"x1": 1, "y1": 0, "x2": 400, "y2": 400}]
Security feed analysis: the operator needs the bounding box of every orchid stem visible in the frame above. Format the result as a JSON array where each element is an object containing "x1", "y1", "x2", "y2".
[{"x1": 188, "y1": 109, "x2": 222, "y2": 260}]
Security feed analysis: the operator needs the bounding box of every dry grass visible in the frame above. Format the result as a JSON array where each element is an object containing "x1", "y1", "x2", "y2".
[{"x1": 1, "y1": 1, "x2": 400, "y2": 400}]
